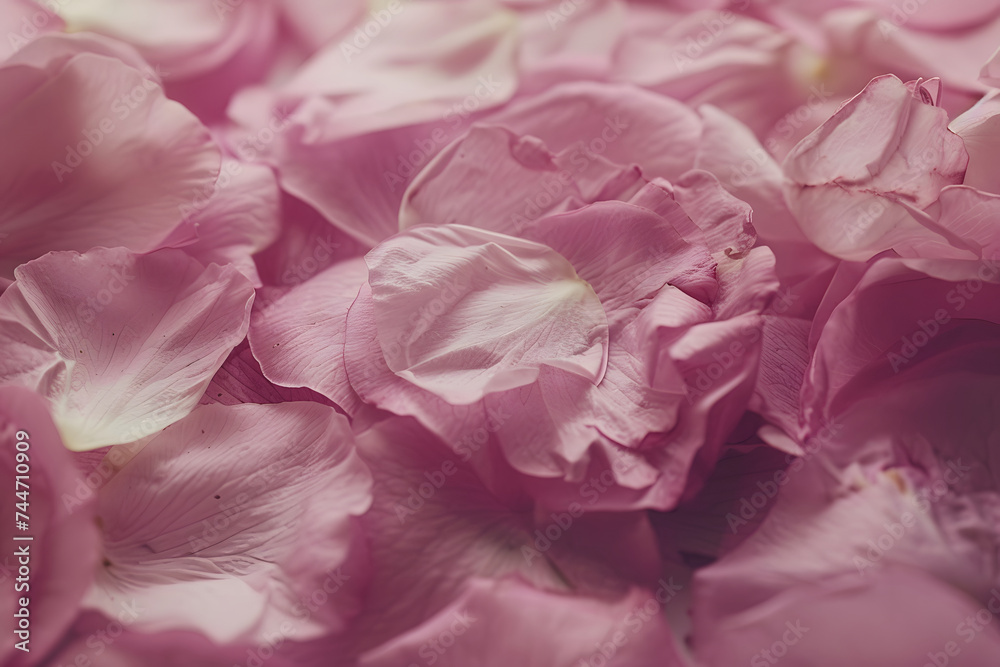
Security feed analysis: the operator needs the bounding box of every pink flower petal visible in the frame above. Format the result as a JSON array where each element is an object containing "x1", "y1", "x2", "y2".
[
  {"x1": 361, "y1": 577, "x2": 686, "y2": 667},
  {"x1": 365, "y1": 224, "x2": 610, "y2": 403},
  {"x1": 950, "y1": 90, "x2": 1000, "y2": 195},
  {"x1": 346, "y1": 417, "x2": 664, "y2": 656},
  {"x1": 698, "y1": 566, "x2": 1000, "y2": 667},
  {"x1": 400, "y1": 125, "x2": 645, "y2": 236},
  {"x1": 90, "y1": 402, "x2": 372, "y2": 644},
  {"x1": 177, "y1": 159, "x2": 281, "y2": 287},
  {"x1": 0, "y1": 386, "x2": 100, "y2": 666},
  {"x1": 233, "y1": 0, "x2": 517, "y2": 144},
  {"x1": 0, "y1": 35, "x2": 220, "y2": 276},
  {"x1": 54, "y1": 0, "x2": 274, "y2": 79},
  {"x1": 612, "y1": 7, "x2": 804, "y2": 138},
  {"x1": 783, "y1": 74, "x2": 969, "y2": 261},
  {"x1": 0, "y1": 0, "x2": 64, "y2": 61},
  {"x1": 249, "y1": 257, "x2": 374, "y2": 419},
  {"x1": 0, "y1": 248, "x2": 254, "y2": 450},
  {"x1": 488, "y1": 81, "x2": 703, "y2": 184}
]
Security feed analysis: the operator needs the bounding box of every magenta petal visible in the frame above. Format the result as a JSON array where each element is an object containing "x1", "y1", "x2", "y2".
[
  {"x1": 46, "y1": 617, "x2": 299, "y2": 667},
  {"x1": 0, "y1": 248, "x2": 254, "y2": 450}
]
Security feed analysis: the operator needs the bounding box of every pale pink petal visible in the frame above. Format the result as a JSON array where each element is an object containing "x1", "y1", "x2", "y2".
[
  {"x1": 523, "y1": 200, "x2": 717, "y2": 326},
  {"x1": 0, "y1": 0, "x2": 63, "y2": 60},
  {"x1": 748, "y1": 314, "x2": 811, "y2": 447},
  {"x1": 281, "y1": 0, "x2": 365, "y2": 52},
  {"x1": 950, "y1": 90, "x2": 1000, "y2": 195},
  {"x1": 670, "y1": 170, "x2": 756, "y2": 257},
  {"x1": 365, "y1": 224, "x2": 609, "y2": 403},
  {"x1": 0, "y1": 386, "x2": 100, "y2": 666},
  {"x1": 824, "y1": 8, "x2": 997, "y2": 107},
  {"x1": 0, "y1": 248, "x2": 254, "y2": 450},
  {"x1": 53, "y1": 0, "x2": 275, "y2": 79},
  {"x1": 249, "y1": 257, "x2": 373, "y2": 418},
  {"x1": 346, "y1": 417, "x2": 664, "y2": 656},
  {"x1": 694, "y1": 105, "x2": 802, "y2": 244},
  {"x1": 4, "y1": 31, "x2": 154, "y2": 75},
  {"x1": 983, "y1": 45, "x2": 1000, "y2": 87},
  {"x1": 698, "y1": 566, "x2": 1000, "y2": 667},
  {"x1": 400, "y1": 125, "x2": 645, "y2": 236},
  {"x1": 0, "y1": 36, "x2": 220, "y2": 276},
  {"x1": 693, "y1": 103, "x2": 841, "y2": 293},
  {"x1": 46, "y1": 617, "x2": 300, "y2": 667},
  {"x1": 513, "y1": 0, "x2": 624, "y2": 86},
  {"x1": 857, "y1": 0, "x2": 1000, "y2": 31},
  {"x1": 783, "y1": 74, "x2": 969, "y2": 261},
  {"x1": 345, "y1": 211, "x2": 776, "y2": 511},
  {"x1": 613, "y1": 6, "x2": 805, "y2": 138},
  {"x1": 488, "y1": 81, "x2": 703, "y2": 183},
  {"x1": 924, "y1": 185, "x2": 1000, "y2": 260},
  {"x1": 89, "y1": 402, "x2": 372, "y2": 644},
  {"x1": 232, "y1": 0, "x2": 517, "y2": 144},
  {"x1": 361, "y1": 577, "x2": 685, "y2": 667},
  {"x1": 268, "y1": 120, "x2": 475, "y2": 247},
  {"x1": 783, "y1": 75, "x2": 967, "y2": 199},
  {"x1": 178, "y1": 159, "x2": 281, "y2": 287}
]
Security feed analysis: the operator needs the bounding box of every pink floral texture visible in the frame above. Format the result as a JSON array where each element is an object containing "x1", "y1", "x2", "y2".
[
  {"x1": 252, "y1": 121, "x2": 780, "y2": 512},
  {"x1": 2, "y1": 1, "x2": 1000, "y2": 665}
]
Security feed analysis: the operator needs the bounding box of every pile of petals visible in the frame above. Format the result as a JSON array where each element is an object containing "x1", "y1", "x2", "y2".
[{"x1": 5, "y1": 0, "x2": 1000, "y2": 665}]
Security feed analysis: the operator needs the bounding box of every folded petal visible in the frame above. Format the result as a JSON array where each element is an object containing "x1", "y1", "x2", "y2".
[
  {"x1": 783, "y1": 74, "x2": 970, "y2": 261},
  {"x1": 523, "y1": 200, "x2": 716, "y2": 326},
  {"x1": 201, "y1": 339, "x2": 336, "y2": 409}
]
